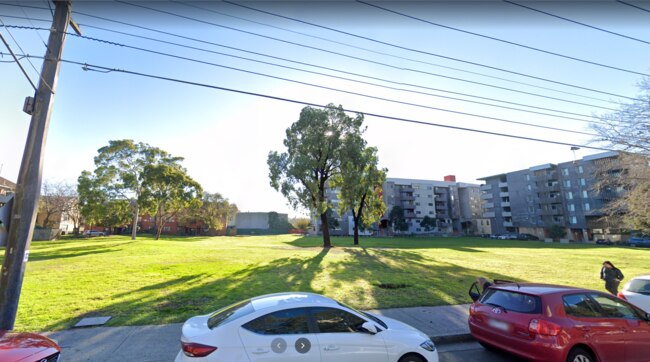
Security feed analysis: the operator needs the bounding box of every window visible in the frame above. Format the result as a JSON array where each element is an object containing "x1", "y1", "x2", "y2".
[
  {"x1": 429, "y1": 211, "x2": 434, "y2": 215},
  {"x1": 527, "y1": 184, "x2": 532, "y2": 191},
  {"x1": 562, "y1": 168, "x2": 569, "y2": 176},
  {"x1": 564, "y1": 180, "x2": 571, "y2": 187},
  {"x1": 590, "y1": 294, "x2": 638, "y2": 319},
  {"x1": 486, "y1": 220, "x2": 490, "y2": 226},
  {"x1": 416, "y1": 228, "x2": 421, "y2": 232},
  {"x1": 415, "y1": 194, "x2": 420, "y2": 197},
  {"x1": 570, "y1": 216, "x2": 577, "y2": 224},
  {"x1": 526, "y1": 174, "x2": 530, "y2": 181},
  {"x1": 566, "y1": 191, "x2": 573, "y2": 200},
  {"x1": 208, "y1": 299, "x2": 254, "y2": 329},
  {"x1": 626, "y1": 279, "x2": 650, "y2": 294},
  {"x1": 243, "y1": 308, "x2": 310, "y2": 335},
  {"x1": 578, "y1": 165, "x2": 584, "y2": 174},
  {"x1": 428, "y1": 203, "x2": 433, "y2": 206},
  {"x1": 479, "y1": 290, "x2": 541, "y2": 314},
  {"x1": 311, "y1": 307, "x2": 366, "y2": 333},
  {"x1": 568, "y1": 204, "x2": 575, "y2": 212},
  {"x1": 580, "y1": 178, "x2": 586, "y2": 186},
  {"x1": 563, "y1": 294, "x2": 601, "y2": 318},
  {"x1": 416, "y1": 211, "x2": 421, "y2": 214},
  {"x1": 415, "y1": 202, "x2": 420, "y2": 206},
  {"x1": 582, "y1": 190, "x2": 588, "y2": 198},
  {"x1": 584, "y1": 203, "x2": 590, "y2": 211}
]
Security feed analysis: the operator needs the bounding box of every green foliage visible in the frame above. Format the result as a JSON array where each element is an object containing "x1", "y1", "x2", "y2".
[
  {"x1": 268, "y1": 212, "x2": 293, "y2": 233},
  {"x1": 420, "y1": 216, "x2": 437, "y2": 232},
  {"x1": 290, "y1": 217, "x2": 311, "y2": 230},
  {"x1": 389, "y1": 206, "x2": 409, "y2": 232},
  {"x1": 77, "y1": 171, "x2": 131, "y2": 228},
  {"x1": 325, "y1": 208, "x2": 340, "y2": 230},
  {"x1": 189, "y1": 192, "x2": 238, "y2": 234},
  {"x1": 268, "y1": 104, "x2": 365, "y2": 247},
  {"x1": 548, "y1": 224, "x2": 566, "y2": 240}
]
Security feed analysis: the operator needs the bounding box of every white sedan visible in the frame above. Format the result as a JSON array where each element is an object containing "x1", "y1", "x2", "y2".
[
  {"x1": 175, "y1": 292, "x2": 438, "y2": 362},
  {"x1": 619, "y1": 275, "x2": 650, "y2": 312}
]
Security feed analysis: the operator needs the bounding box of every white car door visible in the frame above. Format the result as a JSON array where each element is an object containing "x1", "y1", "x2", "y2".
[
  {"x1": 310, "y1": 307, "x2": 388, "y2": 362},
  {"x1": 238, "y1": 307, "x2": 321, "y2": 362}
]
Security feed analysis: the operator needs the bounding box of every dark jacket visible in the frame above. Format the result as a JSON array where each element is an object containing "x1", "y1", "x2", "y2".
[{"x1": 601, "y1": 267, "x2": 624, "y2": 282}]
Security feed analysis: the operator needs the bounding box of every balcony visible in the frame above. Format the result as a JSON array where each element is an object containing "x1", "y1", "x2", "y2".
[
  {"x1": 401, "y1": 195, "x2": 415, "y2": 201},
  {"x1": 499, "y1": 192, "x2": 510, "y2": 197},
  {"x1": 539, "y1": 196, "x2": 562, "y2": 204},
  {"x1": 435, "y1": 204, "x2": 447, "y2": 210},
  {"x1": 482, "y1": 202, "x2": 494, "y2": 209},
  {"x1": 481, "y1": 193, "x2": 494, "y2": 200},
  {"x1": 540, "y1": 209, "x2": 564, "y2": 216},
  {"x1": 483, "y1": 212, "x2": 496, "y2": 218},
  {"x1": 503, "y1": 221, "x2": 514, "y2": 227},
  {"x1": 480, "y1": 184, "x2": 492, "y2": 191},
  {"x1": 404, "y1": 212, "x2": 416, "y2": 218},
  {"x1": 538, "y1": 184, "x2": 561, "y2": 192},
  {"x1": 500, "y1": 201, "x2": 510, "y2": 207},
  {"x1": 498, "y1": 182, "x2": 508, "y2": 188},
  {"x1": 401, "y1": 186, "x2": 414, "y2": 192},
  {"x1": 502, "y1": 211, "x2": 512, "y2": 217}
]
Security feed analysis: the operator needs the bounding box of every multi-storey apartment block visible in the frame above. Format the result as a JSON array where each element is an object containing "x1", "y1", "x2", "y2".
[
  {"x1": 316, "y1": 175, "x2": 485, "y2": 236},
  {"x1": 478, "y1": 151, "x2": 624, "y2": 241}
]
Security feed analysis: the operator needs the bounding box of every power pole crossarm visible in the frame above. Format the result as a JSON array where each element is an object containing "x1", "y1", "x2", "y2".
[{"x1": 0, "y1": 0, "x2": 72, "y2": 330}]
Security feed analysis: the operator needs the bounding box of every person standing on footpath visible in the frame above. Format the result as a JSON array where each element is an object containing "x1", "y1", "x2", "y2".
[{"x1": 600, "y1": 261, "x2": 624, "y2": 295}]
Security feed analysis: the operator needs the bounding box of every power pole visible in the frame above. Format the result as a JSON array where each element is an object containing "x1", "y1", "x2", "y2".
[{"x1": 0, "y1": 0, "x2": 73, "y2": 330}]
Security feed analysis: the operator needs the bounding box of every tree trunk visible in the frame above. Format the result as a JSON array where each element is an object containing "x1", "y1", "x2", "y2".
[
  {"x1": 320, "y1": 212, "x2": 331, "y2": 248},
  {"x1": 353, "y1": 194, "x2": 366, "y2": 246},
  {"x1": 131, "y1": 203, "x2": 139, "y2": 240},
  {"x1": 353, "y1": 220, "x2": 359, "y2": 245}
]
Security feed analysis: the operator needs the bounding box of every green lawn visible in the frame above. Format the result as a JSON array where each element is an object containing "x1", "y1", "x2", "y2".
[{"x1": 5, "y1": 235, "x2": 649, "y2": 332}]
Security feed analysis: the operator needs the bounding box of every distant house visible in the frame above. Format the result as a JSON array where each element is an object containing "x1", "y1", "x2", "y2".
[
  {"x1": 235, "y1": 212, "x2": 289, "y2": 235},
  {"x1": 0, "y1": 176, "x2": 16, "y2": 197},
  {"x1": 0, "y1": 177, "x2": 16, "y2": 246}
]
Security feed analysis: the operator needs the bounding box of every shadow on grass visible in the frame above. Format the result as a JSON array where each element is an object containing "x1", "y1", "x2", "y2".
[
  {"x1": 28, "y1": 241, "x2": 138, "y2": 262},
  {"x1": 42, "y1": 246, "x2": 519, "y2": 331}
]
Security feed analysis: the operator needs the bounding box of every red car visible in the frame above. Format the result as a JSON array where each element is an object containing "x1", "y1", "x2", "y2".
[
  {"x1": 0, "y1": 330, "x2": 60, "y2": 362},
  {"x1": 468, "y1": 282, "x2": 650, "y2": 362}
]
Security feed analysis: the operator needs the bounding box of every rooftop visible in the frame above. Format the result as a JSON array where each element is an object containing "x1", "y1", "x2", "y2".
[{"x1": 251, "y1": 292, "x2": 337, "y2": 311}]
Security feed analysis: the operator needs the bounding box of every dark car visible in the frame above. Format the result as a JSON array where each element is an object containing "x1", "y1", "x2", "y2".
[
  {"x1": 0, "y1": 330, "x2": 60, "y2": 362},
  {"x1": 468, "y1": 282, "x2": 650, "y2": 362},
  {"x1": 516, "y1": 233, "x2": 539, "y2": 241}
]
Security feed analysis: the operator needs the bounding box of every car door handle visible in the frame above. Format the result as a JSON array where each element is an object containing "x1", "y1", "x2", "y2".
[
  {"x1": 324, "y1": 345, "x2": 340, "y2": 351},
  {"x1": 252, "y1": 348, "x2": 269, "y2": 354}
]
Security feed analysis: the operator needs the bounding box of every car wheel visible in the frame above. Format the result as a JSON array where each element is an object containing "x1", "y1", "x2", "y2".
[
  {"x1": 478, "y1": 341, "x2": 497, "y2": 351},
  {"x1": 398, "y1": 353, "x2": 425, "y2": 362},
  {"x1": 567, "y1": 347, "x2": 594, "y2": 362}
]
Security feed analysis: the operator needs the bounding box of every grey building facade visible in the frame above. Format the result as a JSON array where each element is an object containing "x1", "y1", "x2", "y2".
[{"x1": 478, "y1": 152, "x2": 622, "y2": 241}]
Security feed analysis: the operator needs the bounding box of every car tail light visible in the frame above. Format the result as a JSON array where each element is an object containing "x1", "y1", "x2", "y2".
[
  {"x1": 181, "y1": 342, "x2": 217, "y2": 357},
  {"x1": 529, "y1": 319, "x2": 561, "y2": 336},
  {"x1": 617, "y1": 292, "x2": 627, "y2": 301}
]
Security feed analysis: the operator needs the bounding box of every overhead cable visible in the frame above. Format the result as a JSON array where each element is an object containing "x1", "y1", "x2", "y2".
[{"x1": 616, "y1": 0, "x2": 650, "y2": 14}]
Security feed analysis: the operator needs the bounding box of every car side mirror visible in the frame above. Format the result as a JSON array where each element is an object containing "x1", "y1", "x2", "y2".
[
  {"x1": 469, "y1": 281, "x2": 481, "y2": 302},
  {"x1": 361, "y1": 321, "x2": 378, "y2": 334}
]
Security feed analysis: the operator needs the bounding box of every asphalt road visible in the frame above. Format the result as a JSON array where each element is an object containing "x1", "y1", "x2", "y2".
[{"x1": 438, "y1": 341, "x2": 526, "y2": 362}]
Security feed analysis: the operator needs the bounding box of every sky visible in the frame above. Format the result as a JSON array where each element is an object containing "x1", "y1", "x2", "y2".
[{"x1": 1, "y1": 0, "x2": 650, "y2": 218}]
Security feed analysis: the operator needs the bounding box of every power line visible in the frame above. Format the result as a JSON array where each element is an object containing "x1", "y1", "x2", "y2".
[
  {"x1": 358, "y1": 0, "x2": 650, "y2": 76},
  {"x1": 37, "y1": 55, "x2": 616, "y2": 151},
  {"x1": 10, "y1": 30, "x2": 600, "y2": 136},
  {"x1": 173, "y1": 1, "x2": 613, "y2": 104},
  {"x1": 0, "y1": 15, "x2": 48, "y2": 90},
  {"x1": 19, "y1": 5, "x2": 47, "y2": 48},
  {"x1": 0, "y1": 28, "x2": 36, "y2": 90},
  {"x1": 616, "y1": 0, "x2": 650, "y2": 14},
  {"x1": 63, "y1": 12, "x2": 611, "y2": 119},
  {"x1": 504, "y1": 0, "x2": 650, "y2": 45},
  {"x1": 220, "y1": 0, "x2": 642, "y2": 101},
  {"x1": 109, "y1": 1, "x2": 625, "y2": 111}
]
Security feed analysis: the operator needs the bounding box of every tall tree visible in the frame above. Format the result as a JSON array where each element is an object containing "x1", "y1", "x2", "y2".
[
  {"x1": 268, "y1": 104, "x2": 364, "y2": 248},
  {"x1": 332, "y1": 141, "x2": 387, "y2": 245},
  {"x1": 591, "y1": 79, "x2": 650, "y2": 233},
  {"x1": 192, "y1": 192, "x2": 238, "y2": 235},
  {"x1": 82, "y1": 140, "x2": 183, "y2": 240},
  {"x1": 142, "y1": 163, "x2": 203, "y2": 240},
  {"x1": 38, "y1": 181, "x2": 75, "y2": 228},
  {"x1": 389, "y1": 205, "x2": 409, "y2": 234},
  {"x1": 78, "y1": 171, "x2": 131, "y2": 232}
]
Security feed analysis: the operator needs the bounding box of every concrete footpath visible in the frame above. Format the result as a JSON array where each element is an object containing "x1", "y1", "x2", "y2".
[{"x1": 44, "y1": 304, "x2": 472, "y2": 362}]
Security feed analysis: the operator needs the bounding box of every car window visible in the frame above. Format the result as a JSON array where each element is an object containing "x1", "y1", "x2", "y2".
[
  {"x1": 310, "y1": 307, "x2": 366, "y2": 333},
  {"x1": 243, "y1": 308, "x2": 310, "y2": 335},
  {"x1": 627, "y1": 279, "x2": 650, "y2": 294},
  {"x1": 563, "y1": 294, "x2": 602, "y2": 318},
  {"x1": 480, "y1": 289, "x2": 542, "y2": 314},
  {"x1": 208, "y1": 299, "x2": 254, "y2": 329},
  {"x1": 337, "y1": 302, "x2": 388, "y2": 329},
  {"x1": 590, "y1": 294, "x2": 638, "y2": 319}
]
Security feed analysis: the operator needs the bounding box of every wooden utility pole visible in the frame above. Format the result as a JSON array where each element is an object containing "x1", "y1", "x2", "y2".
[{"x1": 0, "y1": 0, "x2": 72, "y2": 330}]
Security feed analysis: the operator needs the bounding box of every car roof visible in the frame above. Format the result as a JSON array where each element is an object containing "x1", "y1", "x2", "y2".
[
  {"x1": 250, "y1": 292, "x2": 338, "y2": 311},
  {"x1": 490, "y1": 283, "x2": 593, "y2": 296}
]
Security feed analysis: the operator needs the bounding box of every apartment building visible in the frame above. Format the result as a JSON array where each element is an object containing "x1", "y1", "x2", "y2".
[
  {"x1": 315, "y1": 175, "x2": 485, "y2": 235},
  {"x1": 478, "y1": 151, "x2": 623, "y2": 241}
]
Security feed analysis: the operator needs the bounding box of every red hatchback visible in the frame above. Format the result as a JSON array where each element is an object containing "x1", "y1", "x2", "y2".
[
  {"x1": 0, "y1": 330, "x2": 61, "y2": 362},
  {"x1": 468, "y1": 283, "x2": 650, "y2": 362}
]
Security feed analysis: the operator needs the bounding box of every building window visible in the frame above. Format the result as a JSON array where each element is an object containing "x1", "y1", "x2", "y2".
[
  {"x1": 564, "y1": 180, "x2": 571, "y2": 187},
  {"x1": 584, "y1": 203, "x2": 590, "y2": 211},
  {"x1": 429, "y1": 211, "x2": 434, "y2": 215},
  {"x1": 582, "y1": 190, "x2": 588, "y2": 198},
  {"x1": 428, "y1": 195, "x2": 432, "y2": 198},
  {"x1": 526, "y1": 174, "x2": 530, "y2": 181},
  {"x1": 415, "y1": 202, "x2": 420, "y2": 206},
  {"x1": 486, "y1": 220, "x2": 490, "y2": 226},
  {"x1": 568, "y1": 204, "x2": 575, "y2": 212},
  {"x1": 570, "y1": 216, "x2": 577, "y2": 224},
  {"x1": 566, "y1": 191, "x2": 573, "y2": 200},
  {"x1": 428, "y1": 203, "x2": 433, "y2": 206},
  {"x1": 580, "y1": 178, "x2": 586, "y2": 186},
  {"x1": 527, "y1": 184, "x2": 532, "y2": 191},
  {"x1": 416, "y1": 211, "x2": 421, "y2": 214},
  {"x1": 578, "y1": 166, "x2": 584, "y2": 174},
  {"x1": 562, "y1": 168, "x2": 569, "y2": 176},
  {"x1": 416, "y1": 228, "x2": 421, "y2": 232}
]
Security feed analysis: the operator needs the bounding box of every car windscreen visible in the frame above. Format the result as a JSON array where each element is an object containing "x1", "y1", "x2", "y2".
[
  {"x1": 480, "y1": 289, "x2": 542, "y2": 314},
  {"x1": 627, "y1": 279, "x2": 650, "y2": 294},
  {"x1": 208, "y1": 299, "x2": 254, "y2": 329}
]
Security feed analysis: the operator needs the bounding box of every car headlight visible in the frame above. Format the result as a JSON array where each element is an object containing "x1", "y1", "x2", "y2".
[{"x1": 420, "y1": 339, "x2": 436, "y2": 352}]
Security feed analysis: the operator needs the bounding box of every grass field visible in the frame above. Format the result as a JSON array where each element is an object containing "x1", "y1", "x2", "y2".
[{"x1": 5, "y1": 234, "x2": 650, "y2": 332}]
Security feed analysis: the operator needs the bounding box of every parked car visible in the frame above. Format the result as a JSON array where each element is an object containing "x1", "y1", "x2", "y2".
[
  {"x1": 175, "y1": 292, "x2": 439, "y2": 362},
  {"x1": 619, "y1": 275, "x2": 650, "y2": 313},
  {"x1": 84, "y1": 230, "x2": 105, "y2": 237},
  {"x1": 468, "y1": 282, "x2": 650, "y2": 362},
  {"x1": 497, "y1": 234, "x2": 518, "y2": 240},
  {"x1": 516, "y1": 233, "x2": 539, "y2": 241},
  {"x1": 628, "y1": 235, "x2": 650, "y2": 247},
  {"x1": 0, "y1": 330, "x2": 61, "y2": 362},
  {"x1": 595, "y1": 239, "x2": 613, "y2": 245}
]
